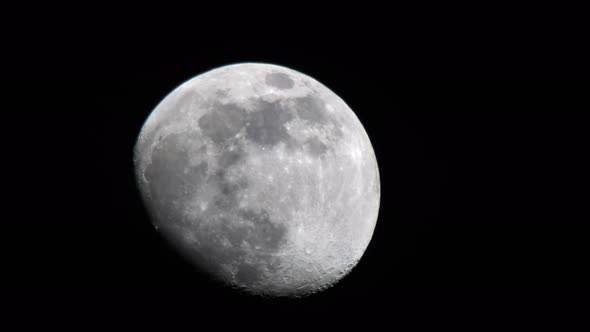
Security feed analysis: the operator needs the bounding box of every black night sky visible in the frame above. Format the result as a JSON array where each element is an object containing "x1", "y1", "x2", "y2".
[{"x1": 3, "y1": 8, "x2": 589, "y2": 330}]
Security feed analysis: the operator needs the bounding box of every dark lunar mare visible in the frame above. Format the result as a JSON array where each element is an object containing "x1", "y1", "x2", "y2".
[
  {"x1": 198, "y1": 103, "x2": 245, "y2": 145},
  {"x1": 144, "y1": 132, "x2": 208, "y2": 227},
  {"x1": 244, "y1": 99, "x2": 294, "y2": 147},
  {"x1": 294, "y1": 95, "x2": 328, "y2": 124},
  {"x1": 194, "y1": 100, "x2": 297, "y2": 288},
  {"x1": 264, "y1": 72, "x2": 295, "y2": 90},
  {"x1": 141, "y1": 80, "x2": 366, "y2": 295}
]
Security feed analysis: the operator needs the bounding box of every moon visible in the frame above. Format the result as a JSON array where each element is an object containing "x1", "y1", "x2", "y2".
[{"x1": 134, "y1": 63, "x2": 380, "y2": 297}]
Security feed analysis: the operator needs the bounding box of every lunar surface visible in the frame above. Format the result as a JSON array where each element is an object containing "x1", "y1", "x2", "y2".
[{"x1": 134, "y1": 63, "x2": 380, "y2": 297}]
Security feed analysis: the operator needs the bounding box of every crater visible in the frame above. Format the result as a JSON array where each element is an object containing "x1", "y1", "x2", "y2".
[{"x1": 265, "y1": 72, "x2": 295, "y2": 90}]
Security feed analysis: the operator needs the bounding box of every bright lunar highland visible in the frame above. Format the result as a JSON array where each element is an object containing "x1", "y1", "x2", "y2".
[{"x1": 134, "y1": 63, "x2": 380, "y2": 297}]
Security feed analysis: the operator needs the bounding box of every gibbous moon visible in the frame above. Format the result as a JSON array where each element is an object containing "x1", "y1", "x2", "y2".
[{"x1": 134, "y1": 63, "x2": 380, "y2": 297}]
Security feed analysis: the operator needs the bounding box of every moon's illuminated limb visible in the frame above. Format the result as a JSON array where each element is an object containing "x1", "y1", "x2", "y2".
[{"x1": 134, "y1": 63, "x2": 380, "y2": 297}]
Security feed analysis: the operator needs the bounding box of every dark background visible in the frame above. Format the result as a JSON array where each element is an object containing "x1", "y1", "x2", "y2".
[{"x1": 3, "y1": 9, "x2": 589, "y2": 330}]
